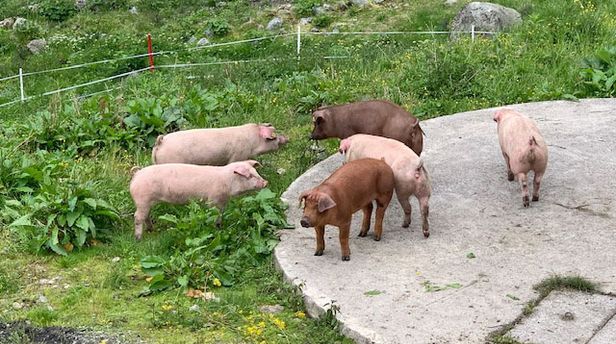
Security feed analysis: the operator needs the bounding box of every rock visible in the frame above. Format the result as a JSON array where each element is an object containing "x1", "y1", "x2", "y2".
[
  {"x1": 27, "y1": 39, "x2": 47, "y2": 54},
  {"x1": 351, "y1": 0, "x2": 368, "y2": 7},
  {"x1": 374, "y1": 0, "x2": 385, "y2": 3},
  {"x1": 278, "y1": 4, "x2": 292, "y2": 11},
  {"x1": 12, "y1": 17, "x2": 27, "y2": 30},
  {"x1": 38, "y1": 295, "x2": 48, "y2": 304},
  {"x1": 299, "y1": 17, "x2": 312, "y2": 25},
  {"x1": 28, "y1": 4, "x2": 40, "y2": 12},
  {"x1": 0, "y1": 18, "x2": 15, "y2": 29},
  {"x1": 129, "y1": 6, "x2": 138, "y2": 14},
  {"x1": 266, "y1": 17, "x2": 283, "y2": 31},
  {"x1": 197, "y1": 38, "x2": 210, "y2": 46},
  {"x1": 259, "y1": 304, "x2": 284, "y2": 314},
  {"x1": 12, "y1": 302, "x2": 24, "y2": 310},
  {"x1": 75, "y1": 0, "x2": 87, "y2": 9},
  {"x1": 444, "y1": 0, "x2": 458, "y2": 4},
  {"x1": 310, "y1": 27, "x2": 320, "y2": 33},
  {"x1": 111, "y1": 257, "x2": 120, "y2": 263},
  {"x1": 449, "y1": 2, "x2": 522, "y2": 39},
  {"x1": 276, "y1": 168, "x2": 286, "y2": 175},
  {"x1": 188, "y1": 36, "x2": 196, "y2": 44},
  {"x1": 189, "y1": 304, "x2": 200, "y2": 312}
]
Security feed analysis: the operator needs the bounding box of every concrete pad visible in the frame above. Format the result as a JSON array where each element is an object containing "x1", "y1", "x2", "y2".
[
  {"x1": 589, "y1": 312, "x2": 616, "y2": 344},
  {"x1": 274, "y1": 99, "x2": 616, "y2": 344},
  {"x1": 508, "y1": 291, "x2": 616, "y2": 344}
]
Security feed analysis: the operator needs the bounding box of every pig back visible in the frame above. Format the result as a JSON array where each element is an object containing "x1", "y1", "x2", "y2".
[
  {"x1": 323, "y1": 158, "x2": 395, "y2": 205},
  {"x1": 152, "y1": 124, "x2": 259, "y2": 165}
]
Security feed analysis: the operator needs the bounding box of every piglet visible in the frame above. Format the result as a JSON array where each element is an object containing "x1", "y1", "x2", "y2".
[
  {"x1": 493, "y1": 109, "x2": 548, "y2": 207},
  {"x1": 339, "y1": 134, "x2": 431, "y2": 238},
  {"x1": 311, "y1": 100, "x2": 424, "y2": 155},
  {"x1": 299, "y1": 158, "x2": 395, "y2": 261},
  {"x1": 152, "y1": 123, "x2": 288, "y2": 165},
  {"x1": 129, "y1": 160, "x2": 267, "y2": 240}
]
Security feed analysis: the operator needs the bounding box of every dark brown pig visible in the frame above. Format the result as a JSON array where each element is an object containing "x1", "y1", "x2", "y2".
[
  {"x1": 493, "y1": 109, "x2": 548, "y2": 207},
  {"x1": 310, "y1": 100, "x2": 424, "y2": 155},
  {"x1": 298, "y1": 158, "x2": 395, "y2": 261}
]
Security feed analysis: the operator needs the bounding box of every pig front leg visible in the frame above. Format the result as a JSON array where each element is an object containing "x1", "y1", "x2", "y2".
[
  {"x1": 532, "y1": 171, "x2": 544, "y2": 202},
  {"x1": 358, "y1": 202, "x2": 373, "y2": 237},
  {"x1": 338, "y1": 222, "x2": 351, "y2": 261},
  {"x1": 518, "y1": 172, "x2": 530, "y2": 207},
  {"x1": 314, "y1": 225, "x2": 325, "y2": 256},
  {"x1": 396, "y1": 189, "x2": 413, "y2": 228},
  {"x1": 373, "y1": 199, "x2": 389, "y2": 242},
  {"x1": 134, "y1": 203, "x2": 152, "y2": 240}
]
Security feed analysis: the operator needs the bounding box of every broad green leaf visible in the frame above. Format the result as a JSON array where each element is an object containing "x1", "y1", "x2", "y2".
[
  {"x1": 68, "y1": 197, "x2": 78, "y2": 212},
  {"x1": 75, "y1": 229, "x2": 87, "y2": 247},
  {"x1": 9, "y1": 215, "x2": 32, "y2": 227},
  {"x1": 177, "y1": 275, "x2": 189, "y2": 287},
  {"x1": 48, "y1": 240, "x2": 68, "y2": 256},
  {"x1": 66, "y1": 210, "x2": 81, "y2": 227},
  {"x1": 75, "y1": 215, "x2": 91, "y2": 230},
  {"x1": 83, "y1": 198, "x2": 97, "y2": 209}
]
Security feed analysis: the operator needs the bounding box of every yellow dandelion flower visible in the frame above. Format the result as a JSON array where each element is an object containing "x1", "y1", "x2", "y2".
[
  {"x1": 213, "y1": 278, "x2": 222, "y2": 287},
  {"x1": 161, "y1": 304, "x2": 173, "y2": 311},
  {"x1": 272, "y1": 318, "x2": 286, "y2": 330},
  {"x1": 294, "y1": 311, "x2": 306, "y2": 319}
]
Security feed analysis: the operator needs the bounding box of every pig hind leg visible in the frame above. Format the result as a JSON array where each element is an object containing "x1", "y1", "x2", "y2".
[
  {"x1": 396, "y1": 189, "x2": 413, "y2": 228},
  {"x1": 417, "y1": 195, "x2": 430, "y2": 238},
  {"x1": 532, "y1": 171, "x2": 544, "y2": 202},
  {"x1": 359, "y1": 201, "x2": 373, "y2": 237},
  {"x1": 373, "y1": 195, "x2": 392, "y2": 242},
  {"x1": 518, "y1": 173, "x2": 530, "y2": 207},
  {"x1": 504, "y1": 153, "x2": 514, "y2": 181}
]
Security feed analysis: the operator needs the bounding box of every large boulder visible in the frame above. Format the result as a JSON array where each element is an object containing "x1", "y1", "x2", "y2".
[
  {"x1": 450, "y1": 2, "x2": 521, "y2": 39},
  {"x1": 27, "y1": 39, "x2": 47, "y2": 54}
]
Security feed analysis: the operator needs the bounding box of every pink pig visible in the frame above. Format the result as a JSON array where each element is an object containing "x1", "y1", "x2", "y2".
[
  {"x1": 493, "y1": 109, "x2": 548, "y2": 207},
  {"x1": 129, "y1": 160, "x2": 267, "y2": 240},
  {"x1": 339, "y1": 134, "x2": 432, "y2": 238},
  {"x1": 152, "y1": 123, "x2": 289, "y2": 165}
]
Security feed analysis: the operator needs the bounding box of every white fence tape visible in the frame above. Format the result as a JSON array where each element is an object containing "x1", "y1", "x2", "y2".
[{"x1": 0, "y1": 29, "x2": 496, "y2": 109}]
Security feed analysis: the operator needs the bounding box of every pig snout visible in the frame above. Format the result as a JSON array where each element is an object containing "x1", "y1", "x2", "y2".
[
  {"x1": 300, "y1": 217, "x2": 311, "y2": 228},
  {"x1": 257, "y1": 178, "x2": 268, "y2": 188},
  {"x1": 278, "y1": 135, "x2": 289, "y2": 145}
]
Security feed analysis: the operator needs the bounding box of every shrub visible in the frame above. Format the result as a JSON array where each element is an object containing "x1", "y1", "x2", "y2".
[
  {"x1": 294, "y1": 0, "x2": 321, "y2": 17},
  {"x1": 140, "y1": 188, "x2": 287, "y2": 294},
  {"x1": 123, "y1": 97, "x2": 187, "y2": 147},
  {"x1": 39, "y1": 0, "x2": 77, "y2": 22},
  {"x1": 579, "y1": 46, "x2": 616, "y2": 97},
  {"x1": 205, "y1": 18, "x2": 231, "y2": 37}
]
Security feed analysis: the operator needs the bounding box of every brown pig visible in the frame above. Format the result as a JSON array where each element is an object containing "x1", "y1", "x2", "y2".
[
  {"x1": 310, "y1": 100, "x2": 424, "y2": 155},
  {"x1": 299, "y1": 158, "x2": 395, "y2": 261},
  {"x1": 152, "y1": 123, "x2": 288, "y2": 165},
  {"x1": 493, "y1": 109, "x2": 548, "y2": 207},
  {"x1": 339, "y1": 134, "x2": 431, "y2": 238},
  {"x1": 129, "y1": 160, "x2": 267, "y2": 240}
]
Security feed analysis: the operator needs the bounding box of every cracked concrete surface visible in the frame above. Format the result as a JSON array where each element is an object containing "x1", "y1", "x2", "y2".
[{"x1": 274, "y1": 99, "x2": 616, "y2": 344}]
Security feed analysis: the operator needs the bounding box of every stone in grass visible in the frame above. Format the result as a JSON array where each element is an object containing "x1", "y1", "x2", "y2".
[
  {"x1": 12, "y1": 17, "x2": 27, "y2": 30},
  {"x1": 197, "y1": 38, "x2": 210, "y2": 46},
  {"x1": 351, "y1": 0, "x2": 368, "y2": 7},
  {"x1": 189, "y1": 304, "x2": 200, "y2": 312},
  {"x1": 0, "y1": 18, "x2": 15, "y2": 29},
  {"x1": 450, "y1": 2, "x2": 522, "y2": 40},
  {"x1": 259, "y1": 304, "x2": 284, "y2": 314},
  {"x1": 27, "y1": 39, "x2": 47, "y2": 54},
  {"x1": 267, "y1": 17, "x2": 283, "y2": 31},
  {"x1": 299, "y1": 17, "x2": 312, "y2": 25}
]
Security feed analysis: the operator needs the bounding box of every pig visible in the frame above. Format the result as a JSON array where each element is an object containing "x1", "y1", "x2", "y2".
[
  {"x1": 129, "y1": 160, "x2": 267, "y2": 240},
  {"x1": 310, "y1": 100, "x2": 424, "y2": 155},
  {"x1": 152, "y1": 123, "x2": 288, "y2": 165},
  {"x1": 299, "y1": 158, "x2": 395, "y2": 261},
  {"x1": 339, "y1": 134, "x2": 431, "y2": 238},
  {"x1": 493, "y1": 108, "x2": 548, "y2": 207}
]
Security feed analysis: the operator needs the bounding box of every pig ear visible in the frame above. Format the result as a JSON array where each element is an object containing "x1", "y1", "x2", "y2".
[
  {"x1": 339, "y1": 138, "x2": 350, "y2": 154},
  {"x1": 317, "y1": 194, "x2": 336, "y2": 213},
  {"x1": 233, "y1": 166, "x2": 251, "y2": 178},
  {"x1": 298, "y1": 190, "x2": 309, "y2": 207},
  {"x1": 259, "y1": 126, "x2": 276, "y2": 140},
  {"x1": 493, "y1": 111, "x2": 501, "y2": 122},
  {"x1": 246, "y1": 160, "x2": 261, "y2": 168}
]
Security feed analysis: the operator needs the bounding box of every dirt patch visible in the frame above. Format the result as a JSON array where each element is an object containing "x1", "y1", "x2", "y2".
[{"x1": 0, "y1": 321, "x2": 144, "y2": 344}]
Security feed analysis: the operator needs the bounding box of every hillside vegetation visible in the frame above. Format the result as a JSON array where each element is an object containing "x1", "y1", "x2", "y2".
[{"x1": 0, "y1": 0, "x2": 615, "y2": 343}]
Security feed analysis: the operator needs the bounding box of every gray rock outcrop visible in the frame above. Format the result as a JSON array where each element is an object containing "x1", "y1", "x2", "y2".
[
  {"x1": 450, "y1": 2, "x2": 521, "y2": 39},
  {"x1": 27, "y1": 39, "x2": 47, "y2": 54}
]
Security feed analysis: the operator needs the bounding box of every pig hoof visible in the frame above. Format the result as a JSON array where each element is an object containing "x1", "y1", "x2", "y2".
[
  {"x1": 523, "y1": 196, "x2": 530, "y2": 207},
  {"x1": 507, "y1": 173, "x2": 514, "y2": 181},
  {"x1": 341, "y1": 256, "x2": 350, "y2": 261},
  {"x1": 358, "y1": 232, "x2": 367, "y2": 237},
  {"x1": 402, "y1": 221, "x2": 410, "y2": 228},
  {"x1": 532, "y1": 196, "x2": 539, "y2": 202},
  {"x1": 314, "y1": 250, "x2": 323, "y2": 256},
  {"x1": 423, "y1": 231, "x2": 430, "y2": 238},
  {"x1": 374, "y1": 235, "x2": 381, "y2": 241}
]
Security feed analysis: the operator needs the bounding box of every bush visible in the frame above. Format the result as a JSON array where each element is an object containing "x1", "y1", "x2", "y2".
[
  {"x1": 140, "y1": 188, "x2": 287, "y2": 294},
  {"x1": 294, "y1": 0, "x2": 321, "y2": 17},
  {"x1": 579, "y1": 46, "x2": 616, "y2": 97},
  {"x1": 205, "y1": 18, "x2": 231, "y2": 37},
  {"x1": 39, "y1": 0, "x2": 77, "y2": 22}
]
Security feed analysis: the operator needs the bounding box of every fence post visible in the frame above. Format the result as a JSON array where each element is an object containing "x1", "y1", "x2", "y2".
[
  {"x1": 147, "y1": 33, "x2": 155, "y2": 72},
  {"x1": 19, "y1": 68, "x2": 25, "y2": 101},
  {"x1": 296, "y1": 25, "x2": 301, "y2": 60},
  {"x1": 471, "y1": 25, "x2": 475, "y2": 42}
]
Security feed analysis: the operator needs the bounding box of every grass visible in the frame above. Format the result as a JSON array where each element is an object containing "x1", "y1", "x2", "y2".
[
  {"x1": 1, "y1": 0, "x2": 615, "y2": 342},
  {"x1": 487, "y1": 275, "x2": 600, "y2": 343}
]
